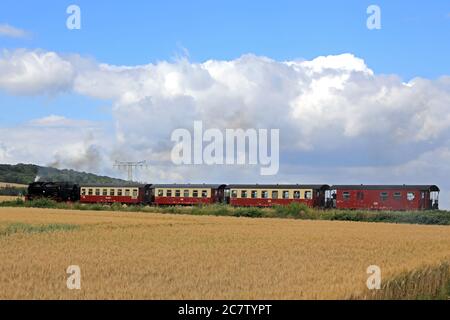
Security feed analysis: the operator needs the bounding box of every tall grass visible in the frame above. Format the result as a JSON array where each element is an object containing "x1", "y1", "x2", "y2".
[
  {"x1": 1, "y1": 198, "x2": 449, "y2": 225},
  {"x1": 359, "y1": 262, "x2": 450, "y2": 300}
]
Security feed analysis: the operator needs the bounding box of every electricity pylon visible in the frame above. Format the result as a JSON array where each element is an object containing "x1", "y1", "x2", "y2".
[{"x1": 113, "y1": 160, "x2": 147, "y2": 182}]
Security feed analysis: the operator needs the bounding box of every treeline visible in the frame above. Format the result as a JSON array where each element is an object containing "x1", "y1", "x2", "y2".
[
  {"x1": 0, "y1": 163, "x2": 128, "y2": 185},
  {"x1": 2, "y1": 199, "x2": 450, "y2": 226}
]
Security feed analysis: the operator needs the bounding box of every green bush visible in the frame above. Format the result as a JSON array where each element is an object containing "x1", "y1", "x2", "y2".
[
  {"x1": 25, "y1": 198, "x2": 58, "y2": 208},
  {"x1": 198, "y1": 204, "x2": 233, "y2": 216},
  {"x1": 87, "y1": 203, "x2": 105, "y2": 211},
  {"x1": 234, "y1": 207, "x2": 264, "y2": 218},
  {"x1": 14, "y1": 198, "x2": 25, "y2": 206},
  {"x1": 273, "y1": 202, "x2": 314, "y2": 219},
  {"x1": 0, "y1": 198, "x2": 25, "y2": 207}
]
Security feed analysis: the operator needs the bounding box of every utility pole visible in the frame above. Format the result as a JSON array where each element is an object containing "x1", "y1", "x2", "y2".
[{"x1": 113, "y1": 160, "x2": 147, "y2": 182}]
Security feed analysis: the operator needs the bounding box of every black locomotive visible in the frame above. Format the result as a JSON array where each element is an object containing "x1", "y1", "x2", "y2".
[{"x1": 27, "y1": 182, "x2": 80, "y2": 202}]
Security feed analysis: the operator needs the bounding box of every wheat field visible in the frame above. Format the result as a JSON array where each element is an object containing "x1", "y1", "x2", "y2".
[
  {"x1": 0, "y1": 182, "x2": 27, "y2": 188},
  {"x1": 0, "y1": 207, "x2": 449, "y2": 299},
  {"x1": 0, "y1": 196, "x2": 24, "y2": 203}
]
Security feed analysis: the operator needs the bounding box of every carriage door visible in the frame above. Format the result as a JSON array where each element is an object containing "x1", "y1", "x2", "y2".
[
  {"x1": 223, "y1": 188, "x2": 230, "y2": 204},
  {"x1": 420, "y1": 191, "x2": 426, "y2": 210},
  {"x1": 357, "y1": 191, "x2": 365, "y2": 208},
  {"x1": 213, "y1": 189, "x2": 219, "y2": 202},
  {"x1": 217, "y1": 187, "x2": 225, "y2": 203}
]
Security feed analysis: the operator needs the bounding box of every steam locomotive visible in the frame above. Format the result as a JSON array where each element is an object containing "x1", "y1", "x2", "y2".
[
  {"x1": 27, "y1": 182, "x2": 80, "y2": 202},
  {"x1": 27, "y1": 181, "x2": 440, "y2": 211}
]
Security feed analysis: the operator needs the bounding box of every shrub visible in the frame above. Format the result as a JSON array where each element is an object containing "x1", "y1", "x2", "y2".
[
  {"x1": 14, "y1": 198, "x2": 25, "y2": 206},
  {"x1": 25, "y1": 198, "x2": 58, "y2": 208},
  {"x1": 273, "y1": 203, "x2": 314, "y2": 219},
  {"x1": 200, "y1": 204, "x2": 233, "y2": 216},
  {"x1": 87, "y1": 203, "x2": 105, "y2": 211},
  {"x1": 234, "y1": 207, "x2": 264, "y2": 218}
]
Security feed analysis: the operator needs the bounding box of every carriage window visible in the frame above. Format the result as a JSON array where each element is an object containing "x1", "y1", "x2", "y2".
[
  {"x1": 175, "y1": 190, "x2": 181, "y2": 197},
  {"x1": 95, "y1": 189, "x2": 100, "y2": 196},
  {"x1": 294, "y1": 191, "x2": 300, "y2": 199},
  {"x1": 110, "y1": 189, "x2": 115, "y2": 196},
  {"x1": 125, "y1": 189, "x2": 130, "y2": 196},
  {"x1": 380, "y1": 192, "x2": 388, "y2": 201},
  {"x1": 251, "y1": 190, "x2": 258, "y2": 198},
  {"x1": 357, "y1": 191, "x2": 364, "y2": 200},
  {"x1": 231, "y1": 190, "x2": 237, "y2": 198},
  {"x1": 304, "y1": 191, "x2": 312, "y2": 200},
  {"x1": 132, "y1": 189, "x2": 138, "y2": 197},
  {"x1": 407, "y1": 192, "x2": 415, "y2": 201},
  {"x1": 282, "y1": 191, "x2": 289, "y2": 199},
  {"x1": 117, "y1": 189, "x2": 122, "y2": 196},
  {"x1": 158, "y1": 189, "x2": 163, "y2": 197},
  {"x1": 343, "y1": 192, "x2": 350, "y2": 200},
  {"x1": 261, "y1": 191, "x2": 268, "y2": 199},
  {"x1": 103, "y1": 189, "x2": 108, "y2": 196},
  {"x1": 193, "y1": 190, "x2": 198, "y2": 198},
  {"x1": 88, "y1": 189, "x2": 93, "y2": 195},
  {"x1": 166, "y1": 190, "x2": 172, "y2": 197},
  {"x1": 202, "y1": 190, "x2": 208, "y2": 198},
  {"x1": 272, "y1": 191, "x2": 279, "y2": 199},
  {"x1": 394, "y1": 192, "x2": 402, "y2": 200},
  {"x1": 241, "y1": 190, "x2": 248, "y2": 198},
  {"x1": 81, "y1": 189, "x2": 86, "y2": 195},
  {"x1": 184, "y1": 190, "x2": 189, "y2": 197}
]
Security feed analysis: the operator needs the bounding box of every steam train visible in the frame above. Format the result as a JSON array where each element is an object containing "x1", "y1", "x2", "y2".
[{"x1": 27, "y1": 181, "x2": 440, "y2": 211}]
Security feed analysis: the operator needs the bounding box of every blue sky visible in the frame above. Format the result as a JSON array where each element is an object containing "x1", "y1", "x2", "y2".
[
  {"x1": 1, "y1": 0, "x2": 449, "y2": 126},
  {"x1": 1, "y1": 0, "x2": 449, "y2": 77}
]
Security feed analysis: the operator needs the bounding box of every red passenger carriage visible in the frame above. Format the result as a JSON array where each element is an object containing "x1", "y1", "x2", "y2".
[
  {"x1": 227, "y1": 184, "x2": 330, "y2": 208},
  {"x1": 153, "y1": 184, "x2": 226, "y2": 205},
  {"x1": 331, "y1": 185, "x2": 440, "y2": 211},
  {"x1": 79, "y1": 184, "x2": 152, "y2": 204}
]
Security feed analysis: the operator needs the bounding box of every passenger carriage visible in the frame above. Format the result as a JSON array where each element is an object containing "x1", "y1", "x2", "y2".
[
  {"x1": 152, "y1": 184, "x2": 226, "y2": 205},
  {"x1": 79, "y1": 184, "x2": 152, "y2": 204},
  {"x1": 331, "y1": 185, "x2": 440, "y2": 211},
  {"x1": 226, "y1": 184, "x2": 330, "y2": 208}
]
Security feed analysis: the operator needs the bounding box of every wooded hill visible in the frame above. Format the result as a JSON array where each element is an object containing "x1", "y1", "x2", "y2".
[{"x1": 0, "y1": 163, "x2": 128, "y2": 185}]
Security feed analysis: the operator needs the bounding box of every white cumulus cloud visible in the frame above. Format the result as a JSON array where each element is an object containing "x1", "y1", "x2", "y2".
[{"x1": 0, "y1": 50, "x2": 74, "y2": 95}]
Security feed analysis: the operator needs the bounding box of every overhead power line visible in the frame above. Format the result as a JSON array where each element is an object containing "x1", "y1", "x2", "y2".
[{"x1": 113, "y1": 160, "x2": 148, "y2": 181}]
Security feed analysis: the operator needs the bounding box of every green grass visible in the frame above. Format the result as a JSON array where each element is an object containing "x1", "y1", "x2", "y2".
[
  {"x1": 323, "y1": 209, "x2": 450, "y2": 225},
  {"x1": 1, "y1": 199, "x2": 450, "y2": 226},
  {"x1": 0, "y1": 222, "x2": 79, "y2": 236}
]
